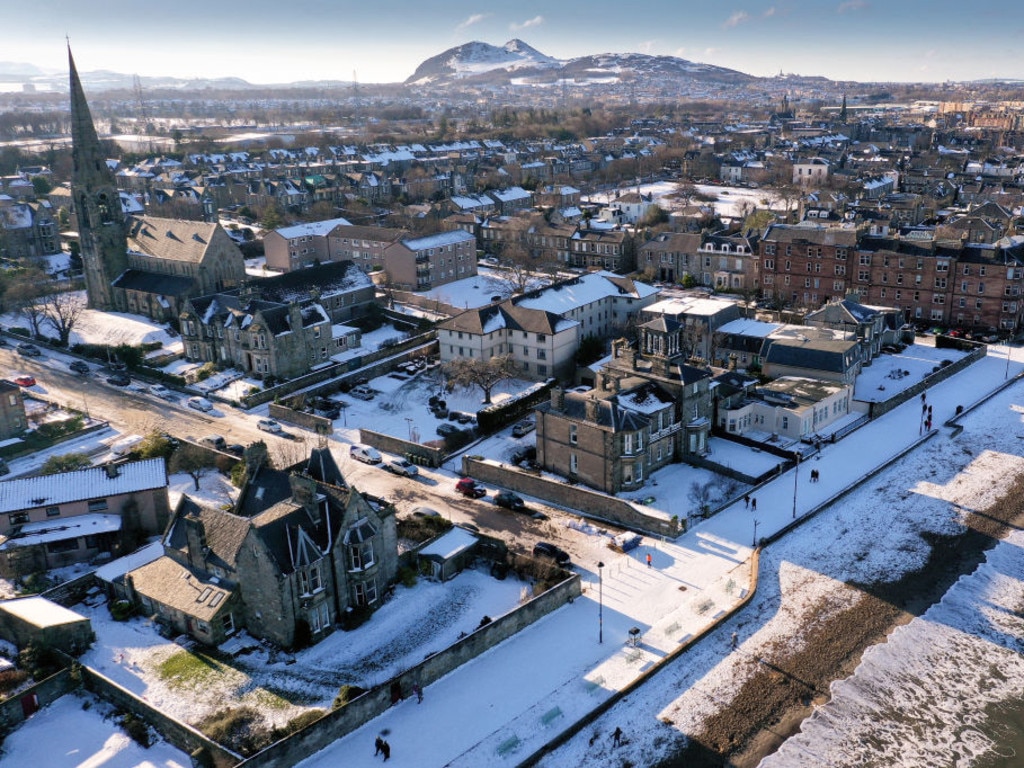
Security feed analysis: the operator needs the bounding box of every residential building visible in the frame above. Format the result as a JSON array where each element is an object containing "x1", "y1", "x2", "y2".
[
  {"x1": 0, "y1": 380, "x2": 27, "y2": 440},
  {"x1": 761, "y1": 333, "x2": 863, "y2": 385},
  {"x1": 0, "y1": 459, "x2": 170, "y2": 578},
  {"x1": 126, "y1": 447, "x2": 399, "y2": 648},
  {"x1": 717, "y1": 376, "x2": 854, "y2": 442},
  {"x1": 638, "y1": 232, "x2": 702, "y2": 283},
  {"x1": 568, "y1": 227, "x2": 635, "y2": 272},
  {"x1": 262, "y1": 217, "x2": 353, "y2": 272}
]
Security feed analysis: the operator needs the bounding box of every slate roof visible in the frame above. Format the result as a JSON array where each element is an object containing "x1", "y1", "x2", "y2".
[
  {"x1": 127, "y1": 216, "x2": 234, "y2": 263},
  {"x1": 0, "y1": 458, "x2": 167, "y2": 513},
  {"x1": 165, "y1": 496, "x2": 250, "y2": 575},
  {"x1": 540, "y1": 391, "x2": 650, "y2": 432},
  {"x1": 129, "y1": 556, "x2": 234, "y2": 622},
  {"x1": 256, "y1": 260, "x2": 373, "y2": 303},
  {"x1": 112, "y1": 269, "x2": 195, "y2": 296},
  {"x1": 762, "y1": 337, "x2": 860, "y2": 373}
]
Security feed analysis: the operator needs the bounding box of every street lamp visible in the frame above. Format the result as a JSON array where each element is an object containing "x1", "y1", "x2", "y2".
[
  {"x1": 405, "y1": 417, "x2": 414, "y2": 441},
  {"x1": 597, "y1": 561, "x2": 604, "y2": 644},
  {"x1": 792, "y1": 453, "x2": 800, "y2": 519},
  {"x1": 752, "y1": 518, "x2": 759, "y2": 548}
]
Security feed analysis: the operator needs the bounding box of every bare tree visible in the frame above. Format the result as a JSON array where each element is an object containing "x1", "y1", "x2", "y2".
[
  {"x1": 5, "y1": 269, "x2": 49, "y2": 338},
  {"x1": 170, "y1": 444, "x2": 213, "y2": 491},
  {"x1": 688, "y1": 480, "x2": 715, "y2": 518},
  {"x1": 444, "y1": 354, "x2": 519, "y2": 404},
  {"x1": 42, "y1": 289, "x2": 86, "y2": 346},
  {"x1": 485, "y1": 240, "x2": 546, "y2": 297}
]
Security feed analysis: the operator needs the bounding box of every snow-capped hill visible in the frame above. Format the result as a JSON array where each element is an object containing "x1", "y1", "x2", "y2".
[
  {"x1": 405, "y1": 40, "x2": 754, "y2": 87},
  {"x1": 406, "y1": 39, "x2": 562, "y2": 84}
]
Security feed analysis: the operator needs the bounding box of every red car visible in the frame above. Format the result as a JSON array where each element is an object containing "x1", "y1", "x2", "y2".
[
  {"x1": 14, "y1": 375, "x2": 36, "y2": 387},
  {"x1": 455, "y1": 477, "x2": 487, "y2": 499}
]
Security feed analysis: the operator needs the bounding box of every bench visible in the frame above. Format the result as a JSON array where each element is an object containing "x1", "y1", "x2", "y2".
[
  {"x1": 541, "y1": 706, "x2": 563, "y2": 726},
  {"x1": 497, "y1": 735, "x2": 520, "y2": 756},
  {"x1": 583, "y1": 675, "x2": 606, "y2": 694}
]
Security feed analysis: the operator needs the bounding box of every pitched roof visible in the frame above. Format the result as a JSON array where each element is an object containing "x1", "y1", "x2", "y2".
[
  {"x1": 129, "y1": 556, "x2": 234, "y2": 622},
  {"x1": 126, "y1": 216, "x2": 238, "y2": 263},
  {"x1": 0, "y1": 458, "x2": 166, "y2": 513}
]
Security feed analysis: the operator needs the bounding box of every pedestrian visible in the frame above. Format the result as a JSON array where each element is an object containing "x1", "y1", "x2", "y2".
[
  {"x1": 646, "y1": 552, "x2": 652, "y2": 568},
  {"x1": 921, "y1": 392, "x2": 927, "y2": 404},
  {"x1": 612, "y1": 726, "x2": 623, "y2": 747},
  {"x1": 928, "y1": 405, "x2": 933, "y2": 417},
  {"x1": 374, "y1": 736, "x2": 384, "y2": 756},
  {"x1": 751, "y1": 497, "x2": 757, "y2": 512},
  {"x1": 923, "y1": 401, "x2": 928, "y2": 414},
  {"x1": 731, "y1": 631, "x2": 738, "y2": 649},
  {"x1": 744, "y1": 493, "x2": 750, "y2": 509},
  {"x1": 381, "y1": 740, "x2": 390, "y2": 761},
  {"x1": 413, "y1": 683, "x2": 423, "y2": 703}
]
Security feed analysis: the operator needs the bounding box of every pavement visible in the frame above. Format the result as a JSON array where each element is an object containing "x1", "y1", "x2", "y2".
[{"x1": 295, "y1": 346, "x2": 1023, "y2": 768}]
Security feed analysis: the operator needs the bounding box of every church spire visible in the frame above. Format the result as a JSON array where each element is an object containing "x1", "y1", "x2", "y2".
[{"x1": 68, "y1": 46, "x2": 110, "y2": 187}]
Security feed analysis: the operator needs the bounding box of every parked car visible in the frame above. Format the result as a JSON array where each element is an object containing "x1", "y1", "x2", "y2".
[
  {"x1": 410, "y1": 506, "x2": 440, "y2": 518},
  {"x1": 226, "y1": 443, "x2": 245, "y2": 457},
  {"x1": 106, "y1": 372, "x2": 131, "y2": 387},
  {"x1": 149, "y1": 383, "x2": 173, "y2": 398},
  {"x1": 256, "y1": 418, "x2": 283, "y2": 433},
  {"x1": 16, "y1": 342, "x2": 41, "y2": 357},
  {"x1": 512, "y1": 420, "x2": 536, "y2": 437},
  {"x1": 350, "y1": 444, "x2": 382, "y2": 464},
  {"x1": 386, "y1": 458, "x2": 419, "y2": 477},
  {"x1": 533, "y1": 541, "x2": 571, "y2": 565},
  {"x1": 187, "y1": 396, "x2": 213, "y2": 412},
  {"x1": 494, "y1": 491, "x2": 526, "y2": 511},
  {"x1": 200, "y1": 435, "x2": 227, "y2": 451},
  {"x1": 13, "y1": 375, "x2": 36, "y2": 387},
  {"x1": 69, "y1": 360, "x2": 90, "y2": 374},
  {"x1": 349, "y1": 385, "x2": 375, "y2": 401},
  {"x1": 455, "y1": 477, "x2": 487, "y2": 499},
  {"x1": 437, "y1": 422, "x2": 462, "y2": 437}
]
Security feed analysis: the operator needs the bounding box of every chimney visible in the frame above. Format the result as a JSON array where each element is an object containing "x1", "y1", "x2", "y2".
[
  {"x1": 104, "y1": 463, "x2": 120, "y2": 479},
  {"x1": 585, "y1": 395, "x2": 599, "y2": 422},
  {"x1": 550, "y1": 387, "x2": 565, "y2": 411}
]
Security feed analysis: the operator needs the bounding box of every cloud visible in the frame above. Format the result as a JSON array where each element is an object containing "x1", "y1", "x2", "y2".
[
  {"x1": 762, "y1": 6, "x2": 777, "y2": 17},
  {"x1": 837, "y1": 0, "x2": 867, "y2": 12},
  {"x1": 723, "y1": 10, "x2": 750, "y2": 28},
  {"x1": 456, "y1": 14, "x2": 489, "y2": 31},
  {"x1": 510, "y1": 15, "x2": 544, "y2": 32}
]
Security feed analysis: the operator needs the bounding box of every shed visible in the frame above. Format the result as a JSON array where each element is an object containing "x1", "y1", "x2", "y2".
[
  {"x1": 417, "y1": 527, "x2": 478, "y2": 581},
  {"x1": 0, "y1": 596, "x2": 93, "y2": 654}
]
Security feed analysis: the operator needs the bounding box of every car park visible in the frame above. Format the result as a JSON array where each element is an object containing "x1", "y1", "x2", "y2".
[
  {"x1": 386, "y1": 458, "x2": 419, "y2": 477},
  {"x1": 106, "y1": 372, "x2": 131, "y2": 387},
  {"x1": 494, "y1": 491, "x2": 526, "y2": 511},
  {"x1": 256, "y1": 418, "x2": 283, "y2": 433},
  {"x1": 350, "y1": 444, "x2": 382, "y2": 464},
  {"x1": 69, "y1": 360, "x2": 90, "y2": 374},
  {"x1": 16, "y1": 343, "x2": 41, "y2": 357},
  {"x1": 455, "y1": 477, "x2": 487, "y2": 499},
  {"x1": 349, "y1": 385, "x2": 375, "y2": 401},
  {"x1": 512, "y1": 420, "x2": 535, "y2": 437},
  {"x1": 14, "y1": 375, "x2": 36, "y2": 387},
  {"x1": 187, "y1": 396, "x2": 213, "y2": 412},
  {"x1": 533, "y1": 541, "x2": 571, "y2": 565}
]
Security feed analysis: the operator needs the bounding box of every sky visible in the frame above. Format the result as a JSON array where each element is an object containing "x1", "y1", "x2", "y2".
[{"x1": 3, "y1": 1, "x2": 1024, "y2": 86}]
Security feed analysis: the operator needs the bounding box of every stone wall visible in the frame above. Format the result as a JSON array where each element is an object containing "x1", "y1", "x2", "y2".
[
  {"x1": 43, "y1": 571, "x2": 100, "y2": 607},
  {"x1": 462, "y1": 457, "x2": 681, "y2": 538},
  {"x1": 237, "y1": 573, "x2": 581, "y2": 768},
  {"x1": 81, "y1": 665, "x2": 240, "y2": 768},
  {"x1": 267, "y1": 404, "x2": 332, "y2": 434},
  {"x1": 0, "y1": 668, "x2": 75, "y2": 735},
  {"x1": 863, "y1": 343, "x2": 985, "y2": 419},
  {"x1": 359, "y1": 429, "x2": 446, "y2": 468}
]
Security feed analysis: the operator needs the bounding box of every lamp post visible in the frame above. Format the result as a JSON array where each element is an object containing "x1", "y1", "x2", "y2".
[
  {"x1": 597, "y1": 561, "x2": 604, "y2": 644},
  {"x1": 405, "y1": 417, "x2": 414, "y2": 441},
  {"x1": 753, "y1": 518, "x2": 759, "y2": 548},
  {"x1": 792, "y1": 453, "x2": 800, "y2": 519}
]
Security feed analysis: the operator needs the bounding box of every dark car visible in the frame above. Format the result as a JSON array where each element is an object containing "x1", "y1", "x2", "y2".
[
  {"x1": 16, "y1": 342, "x2": 41, "y2": 357},
  {"x1": 494, "y1": 491, "x2": 526, "y2": 511},
  {"x1": 69, "y1": 360, "x2": 90, "y2": 374},
  {"x1": 455, "y1": 477, "x2": 486, "y2": 499},
  {"x1": 226, "y1": 444, "x2": 245, "y2": 457},
  {"x1": 437, "y1": 422, "x2": 462, "y2": 437},
  {"x1": 533, "y1": 541, "x2": 570, "y2": 565},
  {"x1": 106, "y1": 372, "x2": 131, "y2": 387}
]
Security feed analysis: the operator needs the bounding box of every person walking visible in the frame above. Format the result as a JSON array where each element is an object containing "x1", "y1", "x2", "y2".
[
  {"x1": 646, "y1": 552, "x2": 652, "y2": 568},
  {"x1": 750, "y1": 497, "x2": 757, "y2": 512},
  {"x1": 612, "y1": 726, "x2": 623, "y2": 747},
  {"x1": 381, "y1": 740, "x2": 391, "y2": 761},
  {"x1": 374, "y1": 736, "x2": 385, "y2": 756},
  {"x1": 413, "y1": 683, "x2": 423, "y2": 703},
  {"x1": 731, "y1": 631, "x2": 738, "y2": 649},
  {"x1": 744, "y1": 493, "x2": 750, "y2": 509}
]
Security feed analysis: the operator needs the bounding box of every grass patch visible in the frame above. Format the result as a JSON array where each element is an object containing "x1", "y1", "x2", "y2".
[
  {"x1": 157, "y1": 649, "x2": 231, "y2": 688},
  {"x1": 247, "y1": 687, "x2": 293, "y2": 711}
]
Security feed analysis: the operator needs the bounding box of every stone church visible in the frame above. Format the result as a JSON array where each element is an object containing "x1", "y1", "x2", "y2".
[{"x1": 69, "y1": 47, "x2": 245, "y2": 322}]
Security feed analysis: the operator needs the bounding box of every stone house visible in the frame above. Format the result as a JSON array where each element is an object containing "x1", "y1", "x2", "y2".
[
  {"x1": 180, "y1": 291, "x2": 332, "y2": 380},
  {"x1": 127, "y1": 447, "x2": 399, "y2": 648},
  {"x1": 637, "y1": 232, "x2": 702, "y2": 283},
  {"x1": 381, "y1": 230, "x2": 478, "y2": 291},
  {"x1": 0, "y1": 380, "x2": 27, "y2": 440},
  {"x1": 256, "y1": 260, "x2": 377, "y2": 325},
  {"x1": 0, "y1": 199, "x2": 59, "y2": 259},
  {"x1": 569, "y1": 227, "x2": 635, "y2": 272},
  {"x1": 0, "y1": 459, "x2": 169, "y2": 578},
  {"x1": 804, "y1": 296, "x2": 905, "y2": 363}
]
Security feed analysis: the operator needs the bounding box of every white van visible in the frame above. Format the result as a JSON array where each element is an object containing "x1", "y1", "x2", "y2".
[
  {"x1": 110, "y1": 434, "x2": 144, "y2": 456},
  {"x1": 349, "y1": 444, "x2": 382, "y2": 464}
]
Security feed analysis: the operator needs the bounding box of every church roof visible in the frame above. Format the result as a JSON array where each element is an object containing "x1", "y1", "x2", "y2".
[
  {"x1": 126, "y1": 217, "x2": 233, "y2": 263},
  {"x1": 112, "y1": 269, "x2": 195, "y2": 296}
]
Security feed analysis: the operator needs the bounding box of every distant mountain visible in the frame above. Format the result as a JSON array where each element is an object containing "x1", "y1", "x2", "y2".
[
  {"x1": 0, "y1": 61, "x2": 50, "y2": 78},
  {"x1": 404, "y1": 39, "x2": 755, "y2": 87}
]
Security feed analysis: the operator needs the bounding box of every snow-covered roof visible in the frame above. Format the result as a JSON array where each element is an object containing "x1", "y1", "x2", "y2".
[
  {"x1": 515, "y1": 272, "x2": 656, "y2": 315},
  {"x1": 0, "y1": 596, "x2": 87, "y2": 628},
  {"x1": 0, "y1": 513, "x2": 122, "y2": 548},
  {"x1": 419, "y1": 527, "x2": 478, "y2": 559},
  {"x1": 645, "y1": 296, "x2": 738, "y2": 318},
  {"x1": 95, "y1": 541, "x2": 164, "y2": 584},
  {"x1": 402, "y1": 230, "x2": 475, "y2": 251},
  {"x1": 0, "y1": 458, "x2": 167, "y2": 512},
  {"x1": 717, "y1": 318, "x2": 784, "y2": 337},
  {"x1": 274, "y1": 217, "x2": 352, "y2": 239}
]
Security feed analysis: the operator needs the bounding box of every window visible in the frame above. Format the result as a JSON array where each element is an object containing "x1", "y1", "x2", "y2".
[
  {"x1": 569, "y1": 424, "x2": 578, "y2": 444},
  {"x1": 569, "y1": 452, "x2": 578, "y2": 473},
  {"x1": 352, "y1": 580, "x2": 378, "y2": 607},
  {"x1": 46, "y1": 506, "x2": 60, "y2": 517},
  {"x1": 764, "y1": 259, "x2": 774, "y2": 270},
  {"x1": 979, "y1": 283, "x2": 985, "y2": 294},
  {"x1": 87, "y1": 499, "x2": 108, "y2": 512},
  {"x1": 349, "y1": 541, "x2": 375, "y2": 571},
  {"x1": 9, "y1": 512, "x2": 28, "y2": 525}
]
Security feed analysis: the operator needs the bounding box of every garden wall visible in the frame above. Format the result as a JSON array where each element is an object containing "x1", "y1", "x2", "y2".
[
  {"x1": 359, "y1": 429, "x2": 445, "y2": 468},
  {"x1": 81, "y1": 665, "x2": 240, "y2": 768},
  {"x1": 461, "y1": 457, "x2": 682, "y2": 538},
  {"x1": 0, "y1": 668, "x2": 75, "y2": 735},
  {"x1": 237, "y1": 573, "x2": 581, "y2": 768},
  {"x1": 864, "y1": 342, "x2": 985, "y2": 419},
  {"x1": 267, "y1": 404, "x2": 332, "y2": 434}
]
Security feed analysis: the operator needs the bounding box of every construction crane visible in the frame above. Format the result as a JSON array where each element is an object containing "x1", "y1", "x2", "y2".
[{"x1": 132, "y1": 74, "x2": 154, "y2": 154}]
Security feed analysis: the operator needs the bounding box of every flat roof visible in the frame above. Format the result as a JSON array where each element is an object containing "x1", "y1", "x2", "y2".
[
  {"x1": 0, "y1": 596, "x2": 87, "y2": 628},
  {"x1": 419, "y1": 527, "x2": 477, "y2": 560}
]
